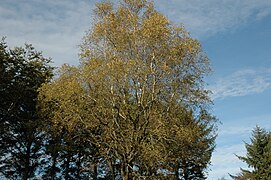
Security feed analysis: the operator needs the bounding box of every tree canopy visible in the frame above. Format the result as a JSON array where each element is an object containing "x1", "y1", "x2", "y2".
[
  {"x1": 39, "y1": 0, "x2": 216, "y2": 179},
  {"x1": 0, "y1": 0, "x2": 217, "y2": 179},
  {"x1": 0, "y1": 38, "x2": 53, "y2": 179}
]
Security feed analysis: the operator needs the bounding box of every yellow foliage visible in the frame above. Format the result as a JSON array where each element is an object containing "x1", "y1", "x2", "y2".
[{"x1": 38, "y1": 0, "x2": 216, "y2": 179}]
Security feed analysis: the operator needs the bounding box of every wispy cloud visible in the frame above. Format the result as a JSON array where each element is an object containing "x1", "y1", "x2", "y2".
[
  {"x1": 212, "y1": 144, "x2": 245, "y2": 165},
  {"x1": 156, "y1": 0, "x2": 271, "y2": 38},
  {"x1": 209, "y1": 143, "x2": 247, "y2": 179},
  {"x1": 1, "y1": 0, "x2": 271, "y2": 66},
  {"x1": 219, "y1": 115, "x2": 271, "y2": 137},
  {"x1": 209, "y1": 68, "x2": 271, "y2": 100},
  {"x1": 0, "y1": 0, "x2": 96, "y2": 66}
]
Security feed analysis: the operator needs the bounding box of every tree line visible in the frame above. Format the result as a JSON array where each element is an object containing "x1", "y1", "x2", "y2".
[{"x1": 0, "y1": 0, "x2": 219, "y2": 179}]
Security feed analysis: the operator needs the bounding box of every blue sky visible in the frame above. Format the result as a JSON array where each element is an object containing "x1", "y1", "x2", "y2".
[{"x1": 1, "y1": 0, "x2": 271, "y2": 179}]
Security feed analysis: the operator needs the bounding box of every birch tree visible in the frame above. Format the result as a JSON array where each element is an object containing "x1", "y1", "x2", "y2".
[{"x1": 39, "y1": 0, "x2": 216, "y2": 179}]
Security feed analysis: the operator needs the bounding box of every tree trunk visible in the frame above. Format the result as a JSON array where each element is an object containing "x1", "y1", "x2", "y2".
[
  {"x1": 76, "y1": 155, "x2": 82, "y2": 180},
  {"x1": 93, "y1": 163, "x2": 98, "y2": 180},
  {"x1": 23, "y1": 141, "x2": 31, "y2": 180},
  {"x1": 120, "y1": 160, "x2": 134, "y2": 180},
  {"x1": 120, "y1": 161, "x2": 129, "y2": 180},
  {"x1": 64, "y1": 155, "x2": 71, "y2": 179},
  {"x1": 49, "y1": 144, "x2": 59, "y2": 180},
  {"x1": 175, "y1": 162, "x2": 181, "y2": 180},
  {"x1": 106, "y1": 158, "x2": 116, "y2": 180},
  {"x1": 50, "y1": 152, "x2": 57, "y2": 180},
  {"x1": 183, "y1": 161, "x2": 188, "y2": 180}
]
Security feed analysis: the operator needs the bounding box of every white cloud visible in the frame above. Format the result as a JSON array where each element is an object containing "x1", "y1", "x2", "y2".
[
  {"x1": 0, "y1": 0, "x2": 97, "y2": 67},
  {"x1": 212, "y1": 144, "x2": 245, "y2": 165},
  {"x1": 1, "y1": 0, "x2": 271, "y2": 66},
  {"x1": 209, "y1": 68, "x2": 271, "y2": 100},
  {"x1": 219, "y1": 126, "x2": 252, "y2": 137},
  {"x1": 219, "y1": 115, "x2": 271, "y2": 137},
  {"x1": 156, "y1": 0, "x2": 271, "y2": 38},
  {"x1": 208, "y1": 143, "x2": 247, "y2": 179}
]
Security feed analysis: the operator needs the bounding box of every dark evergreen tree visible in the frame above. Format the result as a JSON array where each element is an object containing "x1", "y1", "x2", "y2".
[
  {"x1": 232, "y1": 126, "x2": 271, "y2": 179},
  {"x1": 167, "y1": 110, "x2": 216, "y2": 180},
  {"x1": 0, "y1": 38, "x2": 53, "y2": 179}
]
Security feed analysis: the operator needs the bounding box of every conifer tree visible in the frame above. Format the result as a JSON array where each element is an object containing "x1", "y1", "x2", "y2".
[
  {"x1": 233, "y1": 126, "x2": 271, "y2": 179},
  {"x1": 0, "y1": 38, "x2": 53, "y2": 179}
]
